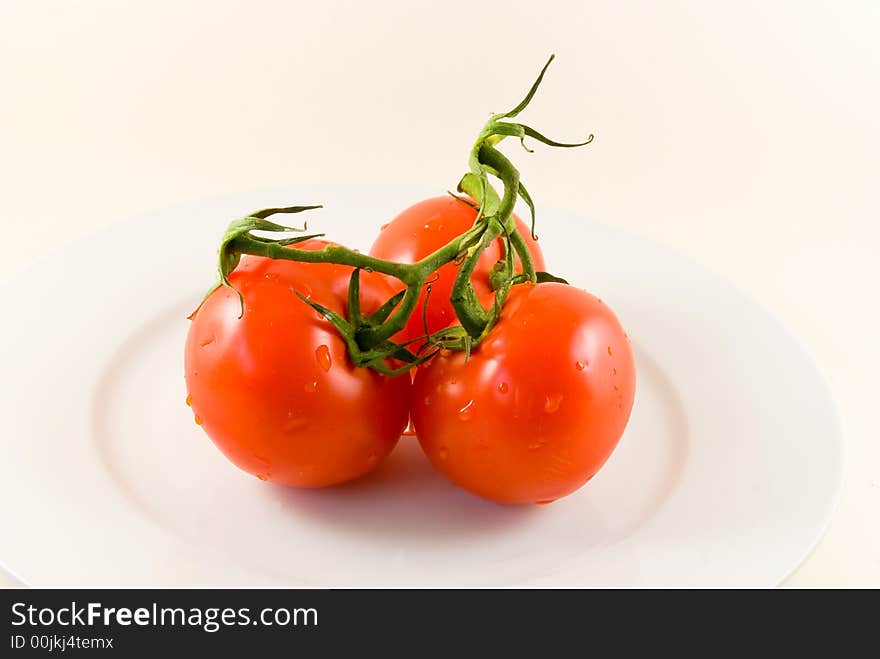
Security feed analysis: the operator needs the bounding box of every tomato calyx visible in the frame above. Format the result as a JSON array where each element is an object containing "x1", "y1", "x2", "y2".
[
  {"x1": 292, "y1": 271, "x2": 432, "y2": 376},
  {"x1": 198, "y1": 56, "x2": 592, "y2": 373}
]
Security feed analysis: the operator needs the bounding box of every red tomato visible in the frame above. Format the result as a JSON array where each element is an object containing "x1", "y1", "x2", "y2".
[
  {"x1": 184, "y1": 240, "x2": 411, "y2": 487},
  {"x1": 369, "y1": 196, "x2": 545, "y2": 344},
  {"x1": 411, "y1": 282, "x2": 635, "y2": 505}
]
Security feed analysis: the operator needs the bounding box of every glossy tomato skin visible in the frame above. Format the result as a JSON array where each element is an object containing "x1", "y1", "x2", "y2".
[
  {"x1": 184, "y1": 240, "x2": 410, "y2": 487},
  {"x1": 411, "y1": 283, "x2": 635, "y2": 505},
  {"x1": 369, "y1": 196, "x2": 545, "y2": 344}
]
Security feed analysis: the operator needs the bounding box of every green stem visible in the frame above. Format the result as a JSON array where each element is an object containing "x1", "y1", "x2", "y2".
[
  {"x1": 450, "y1": 221, "x2": 503, "y2": 335},
  {"x1": 415, "y1": 223, "x2": 485, "y2": 272},
  {"x1": 477, "y1": 144, "x2": 520, "y2": 231},
  {"x1": 509, "y1": 229, "x2": 537, "y2": 283},
  {"x1": 231, "y1": 238, "x2": 415, "y2": 284}
]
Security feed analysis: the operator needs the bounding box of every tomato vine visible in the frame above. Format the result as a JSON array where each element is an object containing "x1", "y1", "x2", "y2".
[{"x1": 203, "y1": 55, "x2": 594, "y2": 374}]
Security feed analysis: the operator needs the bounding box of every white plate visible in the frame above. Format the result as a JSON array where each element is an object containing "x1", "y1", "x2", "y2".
[{"x1": 0, "y1": 185, "x2": 842, "y2": 587}]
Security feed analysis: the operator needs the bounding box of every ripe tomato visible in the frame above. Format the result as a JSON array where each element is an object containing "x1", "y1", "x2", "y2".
[
  {"x1": 411, "y1": 282, "x2": 635, "y2": 505},
  {"x1": 369, "y1": 196, "x2": 545, "y2": 344},
  {"x1": 184, "y1": 240, "x2": 411, "y2": 487}
]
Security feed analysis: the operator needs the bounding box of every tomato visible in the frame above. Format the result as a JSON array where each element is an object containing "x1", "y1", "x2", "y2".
[
  {"x1": 411, "y1": 282, "x2": 635, "y2": 505},
  {"x1": 369, "y1": 196, "x2": 545, "y2": 344},
  {"x1": 184, "y1": 240, "x2": 411, "y2": 487}
]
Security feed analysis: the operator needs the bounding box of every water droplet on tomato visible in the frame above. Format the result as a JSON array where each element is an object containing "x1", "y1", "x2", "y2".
[
  {"x1": 457, "y1": 400, "x2": 475, "y2": 421},
  {"x1": 607, "y1": 346, "x2": 613, "y2": 356},
  {"x1": 283, "y1": 416, "x2": 307, "y2": 433},
  {"x1": 194, "y1": 414, "x2": 202, "y2": 426},
  {"x1": 498, "y1": 382, "x2": 509, "y2": 394},
  {"x1": 575, "y1": 361, "x2": 587, "y2": 371},
  {"x1": 423, "y1": 395, "x2": 432, "y2": 406},
  {"x1": 185, "y1": 394, "x2": 192, "y2": 407},
  {"x1": 438, "y1": 446, "x2": 449, "y2": 461},
  {"x1": 613, "y1": 367, "x2": 617, "y2": 375},
  {"x1": 315, "y1": 344, "x2": 332, "y2": 371},
  {"x1": 304, "y1": 379, "x2": 318, "y2": 393},
  {"x1": 544, "y1": 393, "x2": 562, "y2": 414}
]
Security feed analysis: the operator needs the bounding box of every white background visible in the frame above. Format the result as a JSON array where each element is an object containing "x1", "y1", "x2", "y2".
[{"x1": 1, "y1": 1, "x2": 877, "y2": 586}]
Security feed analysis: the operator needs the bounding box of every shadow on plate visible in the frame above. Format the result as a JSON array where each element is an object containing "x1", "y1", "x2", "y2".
[{"x1": 264, "y1": 438, "x2": 542, "y2": 543}]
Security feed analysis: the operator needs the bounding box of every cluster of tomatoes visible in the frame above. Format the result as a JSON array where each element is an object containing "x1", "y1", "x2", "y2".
[{"x1": 184, "y1": 194, "x2": 636, "y2": 505}]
